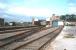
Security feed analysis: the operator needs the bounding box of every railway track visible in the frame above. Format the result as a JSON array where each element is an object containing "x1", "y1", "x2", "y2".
[
  {"x1": 0, "y1": 26, "x2": 49, "y2": 50},
  {"x1": 0, "y1": 26, "x2": 39, "y2": 31},
  {"x1": 0, "y1": 26, "x2": 63, "y2": 50},
  {"x1": 39, "y1": 27, "x2": 63, "y2": 50},
  {"x1": 0, "y1": 26, "x2": 44, "y2": 34},
  {"x1": 15, "y1": 27, "x2": 62, "y2": 50},
  {"x1": 0, "y1": 28, "x2": 42, "y2": 47}
]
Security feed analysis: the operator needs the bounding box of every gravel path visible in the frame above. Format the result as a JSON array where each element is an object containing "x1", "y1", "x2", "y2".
[{"x1": 44, "y1": 26, "x2": 76, "y2": 50}]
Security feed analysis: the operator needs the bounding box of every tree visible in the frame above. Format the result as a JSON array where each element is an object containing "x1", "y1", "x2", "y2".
[
  {"x1": 60, "y1": 14, "x2": 76, "y2": 21},
  {"x1": 60, "y1": 15, "x2": 66, "y2": 20}
]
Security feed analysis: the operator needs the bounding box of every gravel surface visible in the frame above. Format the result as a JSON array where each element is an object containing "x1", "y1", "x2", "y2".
[{"x1": 44, "y1": 26, "x2": 76, "y2": 50}]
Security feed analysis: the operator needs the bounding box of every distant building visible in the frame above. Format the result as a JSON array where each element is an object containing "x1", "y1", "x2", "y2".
[
  {"x1": 52, "y1": 14, "x2": 64, "y2": 27},
  {"x1": 22, "y1": 22, "x2": 32, "y2": 26},
  {"x1": 0, "y1": 18, "x2": 4, "y2": 26},
  {"x1": 9, "y1": 22, "x2": 32, "y2": 26},
  {"x1": 31, "y1": 14, "x2": 63, "y2": 27},
  {"x1": 65, "y1": 21, "x2": 76, "y2": 26},
  {"x1": 9, "y1": 22, "x2": 16, "y2": 26},
  {"x1": 52, "y1": 14, "x2": 60, "y2": 20},
  {"x1": 32, "y1": 18, "x2": 40, "y2": 26},
  {"x1": 39, "y1": 20, "x2": 46, "y2": 26},
  {"x1": 45, "y1": 17, "x2": 52, "y2": 27}
]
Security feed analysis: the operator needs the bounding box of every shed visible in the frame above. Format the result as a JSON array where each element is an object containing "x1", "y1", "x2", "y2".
[
  {"x1": 52, "y1": 20, "x2": 58, "y2": 27},
  {"x1": 52, "y1": 20, "x2": 64, "y2": 27}
]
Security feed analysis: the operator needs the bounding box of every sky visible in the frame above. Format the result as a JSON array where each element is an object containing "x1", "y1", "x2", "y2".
[
  {"x1": 0, "y1": 0, "x2": 76, "y2": 22},
  {"x1": 68, "y1": 0, "x2": 76, "y2": 14}
]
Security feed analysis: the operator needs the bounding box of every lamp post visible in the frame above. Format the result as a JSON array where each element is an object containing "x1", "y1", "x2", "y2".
[{"x1": 32, "y1": 16, "x2": 35, "y2": 26}]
